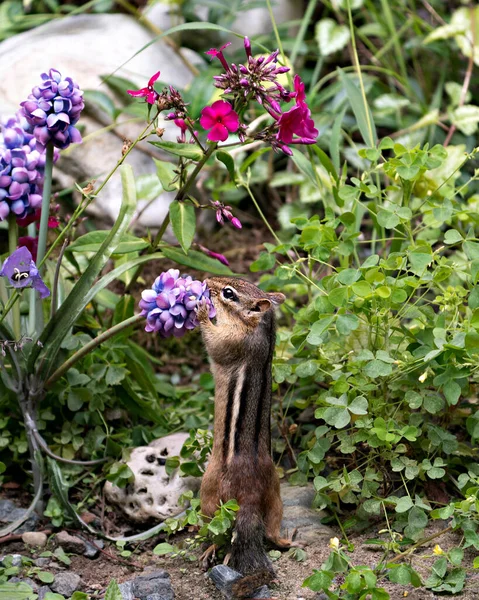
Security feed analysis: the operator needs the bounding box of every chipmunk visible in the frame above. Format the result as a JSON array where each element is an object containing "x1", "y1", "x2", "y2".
[{"x1": 195, "y1": 276, "x2": 295, "y2": 578}]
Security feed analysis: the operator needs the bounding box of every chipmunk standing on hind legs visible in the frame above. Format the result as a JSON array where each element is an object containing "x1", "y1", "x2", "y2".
[{"x1": 195, "y1": 277, "x2": 297, "y2": 581}]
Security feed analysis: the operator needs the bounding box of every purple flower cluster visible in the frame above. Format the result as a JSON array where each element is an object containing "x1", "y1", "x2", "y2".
[
  {"x1": 0, "y1": 114, "x2": 49, "y2": 221},
  {"x1": 0, "y1": 246, "x2": 50, "y2": 298},
  {"x1": 139, "y1": 269, "x2": 215, "y2": 337},
  {"x1": 21, "y1": 68, "x2": 84, "y2": 150}
]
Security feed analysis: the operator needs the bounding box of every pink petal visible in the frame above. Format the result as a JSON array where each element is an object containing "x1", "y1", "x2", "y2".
[
  {"x1": 145, "y1": 90, "x2": 158, "y2": 104},
  {"x1": 223, "y1": 112, "x2": 239, "y2": 132},
  {"x1": 148, "y1": 71, "x2": 161, "y2": 87},
  {"x1": 127, "y1": 88, "x2": 148, "y2": 97},
  {"x1": 200, "y1": 108, "x2": 217, "y2": 129},
  {"x1": 211, "y1": 100, "x2": 233, "y2": 117},
  {"x1": 207, "y1": 123, "x2": 229, "y2": 142}
]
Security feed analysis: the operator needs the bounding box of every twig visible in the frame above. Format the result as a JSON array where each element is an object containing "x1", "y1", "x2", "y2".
[
  {"x1": 31, "y1": 425, "x2": 107, "y2": 466},
  {"x1": 386, "y1": 526, "x2": 452, "y2": 564}
]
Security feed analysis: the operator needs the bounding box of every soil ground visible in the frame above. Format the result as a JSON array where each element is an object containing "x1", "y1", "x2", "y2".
[{"x1": 2, "y1": 524, "x2": 479, "y2": 599}]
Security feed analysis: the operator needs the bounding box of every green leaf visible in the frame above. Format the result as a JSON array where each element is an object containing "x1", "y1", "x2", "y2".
[
  {"x1": 153, "y1": 158, "x2": 177, "y2": 192},
  {"x1": 339, "y1": 70, "x2": 377, "y2": 147},
  {"x1": 0, "y1": 582, "x2": 35, "y2": 600},
  {"x1": 336, "y1": 269, "x2": 360, "y2": 285},
  {"x1": 328, "y1": 286, "x2": 349, "y2": 307},
  {"x1": 250, "y1": 252, "x2": 275, "y2": 272},
  {"x1": 38, "y1": 572, "x2": 55, "y2": 584},
  {"x1": 31, "y1": 164, "x2": 138, "y2": 380},
  {"x1": 303, "y1": 569, "x2": 333, "y2": 591},
  {"x1": 336, "y1": 314, "x2": 359, "y2": 335},
  {"x1": 83, "y1": 89, "x2": 115, "y2": 118},
  {"x1": 67, "y1": 231, "x2": 148, "y2": 254},
  {"x1": 443, "y1": 380, "x2": 461, "y2": 405},
  {"x1": 153, "y1": 542, "x2": 175, "y2": 555},
  {"x1": 348, "y1": 396, "x2": 368, "y2": 415},
  {"x1": 449, "y1": 547, "x2": 464, "y2": 566},
  {"x1": 351, "y1": 281, "x2": 372, "y2": 297},
  {"x1": 169, "y1": 201, "x2": 196, "y2": 254},
  {"x1": 315, "y1": 18, "x2": 350, "y2": 56},
  {"x1": 216, "y1": 150, "x2": 236, "y2": 184},
  {"x1": 67, "y1": 388, "x2": 91, "y2": 412},
  {"x1": 104, "y1": 579, "x2": 123, "y2": 600},
  {"x1": 395, "y1": 496, "x2": 414, "y2": 513},
  {"x1": 424, "y1": 394, "x2": 445, "y2": 414},
  {"x1": 408, "y1": 506, "x2": 428, "y2": 529},
  {"x1": 450, "y1": 104, "x2": 479, "y2": 135},
  {"x1": 444, "y1": 229, "x2": 463, "y2": 244},
  {"x1": 150, "y1": 140, "x2": 203, "y2": 161},
  {"x1": 161, "y1": 246, "x2": 232, "y2": 275},
  {"x1": 290, "y1": 148, "x2": 318, "y2": 187},
  {"x1": 364, "y1": 359, "x2": 393, "y2": 378},
  {"x1": 377, "y1": 210, "x2": 399, "y2": 229},
  {"x1": 323, "y1": 407, "x2": 351, "y2": 428}
]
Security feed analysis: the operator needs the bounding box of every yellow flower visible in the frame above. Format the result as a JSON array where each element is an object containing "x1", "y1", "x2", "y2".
[
  {"x1": 329, "y1": 537, "x2": 340, "y2": 550},
  {"x1": 418, "y1": 371, "x2": 428, "y2": 383},
  {"x1": 433, "y1": 544, "x2": 445, "y2": 555}
]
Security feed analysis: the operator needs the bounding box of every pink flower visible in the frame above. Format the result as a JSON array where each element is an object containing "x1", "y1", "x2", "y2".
[
  {"x1": 18, "y1": 236, "x2": 39, "y2": 262},
  {"x1": 127, "y1": 71, "x2": 161, "y2": 105},
  {"x1": 200, "y1": 100, "x2": 239, "y2": 142},
  {"x1": 198, "y1": 245, "x2": 229, "y2": 266},
  {"x1": 206, "y1": 43, "x2": 231, "y2": 71},
  {"x1": 275, "y1": 75, "x2": 318, "y2": 145}
]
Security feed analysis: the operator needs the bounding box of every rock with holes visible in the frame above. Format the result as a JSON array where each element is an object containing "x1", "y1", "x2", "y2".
[{"x1": 104, "y1": 433, "x2": 201, "y2": 523}]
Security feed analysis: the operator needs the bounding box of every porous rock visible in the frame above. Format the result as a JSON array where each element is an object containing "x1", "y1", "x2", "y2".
[
  {"x1": 51, "y1": 572, "x2": 82, "y2": 597},
  {"x1": 104, "y1": 433, "x2": 200, "y2": 523},
  {"x1": 280, "y1": 482, "x2": 334, "y2": 545},
  {"x1": 55, "y1": 530, "x2": 86, "y2": 554},
  {"x1": 21, "y1": 531, "x2": 48, "y2": 547}
]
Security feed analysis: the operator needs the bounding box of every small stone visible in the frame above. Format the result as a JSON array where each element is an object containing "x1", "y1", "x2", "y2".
[
  {"x1": 0, "y1": 553, "x2": 23, "y2": 567},
  {"x1": 119, "y1": 580, "x2": 134, "y2": 600},
  {"x1": 84, "y1": 538, "x2": 104, "y2": 559},
  {"x1": 22, "y1": 532, "x2": 48, "y2": 547},
  {"x1": 208, "y1": 565, "x2": 243, "y2": 598},
  {"x1": 55, "y1": 531, "x2": 86, "y2": 554},
  {"x1": 132, "y1": 571, "x2": 174, "y2": 600},
  {"x1": 0, "y1": 499, "x2": 39, "y2": 533},
  {"x1": 51, "y1": 572, "x2": 82, "y2": 596},
  {"x1": 9, "y1": 577, "x2": 39, "y2": 592},
  {"x1": 252, "y1": 586, "x2": 272, "y2": 599},
  {"x1": 38, "y1": 586, "x2": 52, "y2": 600},
  {"x1": 35, "y1": 557, "x2": 51, "y2": 567}
]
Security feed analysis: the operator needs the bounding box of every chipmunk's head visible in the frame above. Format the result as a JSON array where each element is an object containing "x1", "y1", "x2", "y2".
[{"x1": 205, "y1": 277, "x2": 285, "y2": 328}]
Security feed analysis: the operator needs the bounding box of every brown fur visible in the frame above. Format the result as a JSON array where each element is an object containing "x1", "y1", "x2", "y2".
[{"x1": 196, "y1": 278, "x2": 292, "y2": 580}]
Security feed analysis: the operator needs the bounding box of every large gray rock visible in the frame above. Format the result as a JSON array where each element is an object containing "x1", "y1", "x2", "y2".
[
  {"x1": 51, "y1": 572, "x2": 82, "y2": 596},
  {"x1": 0, "y1": 13, "x2": 198, "y2": 226},
  {"x1": 132, "y1": 571, "x2": 174, "y2": 600},
  {"x1": 280, "y1": 482, "x2": 334, "y2": 545},
  {"x1": 104, "y1": 433, "x2": 201, "y2": 523}
]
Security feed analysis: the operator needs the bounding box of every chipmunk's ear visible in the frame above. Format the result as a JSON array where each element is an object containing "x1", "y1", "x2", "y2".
[
  {"x1": 267, "y1": 292, "x2": 286, "y2": 305},
  {"x1": 252, "y1": 299, "x2": 272, "y2": 313}
]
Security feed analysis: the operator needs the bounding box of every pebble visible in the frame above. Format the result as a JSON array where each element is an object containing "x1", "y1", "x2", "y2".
[
  {"x1": 55, "y1": 530, "x2": 86, "y2": 554},
  {"x1": 119, "y1": 580, "x2": 134, "y2": 600},
  {"x1": 132, "y1": 571, "x2": 174, "y2": 600},
  {"x1": 22, "y1": 531, "x2": 48, "y2": 547},
  {"x1": 35, "y1": 557, "x2": 51, "y2": 567},
  {"x1": 0, "y1": 553, "x2": 23, "y2": 567},
  {"x1": 51, "y1": 572, "x2": 82, "y2": 596},
  {"x1": 208, "y1": 565, "x2": 242, "y2": 597},
  {"x1": 0, "y1": 499, "x2": 39, "y2": 533},
  {"x1": 38, "y1": 586, "x2": 52, "y2": 600},
  {"x1": 84, "y1": 538, "x2": 104, "y2": 559}
]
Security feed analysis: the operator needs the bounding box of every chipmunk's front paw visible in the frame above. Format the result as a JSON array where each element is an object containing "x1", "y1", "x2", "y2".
[{"x1": 195, "y1": 299, "x2": 210, "y2": 325}]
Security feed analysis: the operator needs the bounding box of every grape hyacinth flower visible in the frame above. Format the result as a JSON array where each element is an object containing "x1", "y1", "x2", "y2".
[
  {"x1": 200, "y1": 100, "x2": 239, "y2": 142},
  {"x1": 127, "y1": 71, "x2": 161, "y2": 105},
  {"x1": 0, "y1": 115, "x2": 54, "y2": 221},
  {"x1": 0, "y1": 246, "x2": 50, "y2": 298},
  {"x1": 21, "y1": 68, "x2": 84, "y2": 150},
  {"x1": 139, "y1": 269, "x2": 215, "y2": 337}
]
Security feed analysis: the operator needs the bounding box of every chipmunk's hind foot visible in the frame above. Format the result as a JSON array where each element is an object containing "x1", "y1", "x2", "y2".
[{"x1": 199, "y1": 543, "x2": 218, "y2": 570}]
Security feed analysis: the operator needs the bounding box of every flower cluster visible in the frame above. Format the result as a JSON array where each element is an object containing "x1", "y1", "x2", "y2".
[
  {"x1": 139, "y1": 269, "x2": 215, "y2": 337},
  {"x1": 0, "y1": 246, "x2": 50, "y2": 298},
  {"x1": 21, "y1": 68, "x2": 84, "y2": 150},
  {"x1": 0, "y1": 115, "x2": 52, "y2": 221},
  {"x1": 205, "y1": 38, "x2": 318, "y2": 153}
]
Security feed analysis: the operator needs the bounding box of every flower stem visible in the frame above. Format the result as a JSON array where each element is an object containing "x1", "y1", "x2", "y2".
[
  {"x1": 36, "y1": 143, "x2": 54, "y2": 272},
  {"x1": 7, "y1": 215, "x2": 20, "y2": 338},
  {"x1": 45, "y1": 314, "x2": 143, "y2": 387}
]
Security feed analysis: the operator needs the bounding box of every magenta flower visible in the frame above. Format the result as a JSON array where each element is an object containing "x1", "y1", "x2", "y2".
[
  {"x1": 139, "y1": 269, "x2": 215, "y2": 337},
  {"x1": 127, "y1": 71, "x2": 161, "y2": 105},
  {"x1": 0, "y1": 246, "x2": 50, "y2": 298},
  {"x1": 274, "y1": 75, "x2": 318, "y2": 146},
  {"x1": 212, "y1": 201, "x2": 242, "y2": 229},
  {"x1": 206, "y1": 43, "x2": 232, "y2": 72},
  {"x1": 200, "y1": 100, "x2": 239, "y2": 142}
]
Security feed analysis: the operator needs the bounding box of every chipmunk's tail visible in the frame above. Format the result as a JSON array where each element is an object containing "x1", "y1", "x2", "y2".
[{"x1": 229, "y1": 504, "x2": 273, "y2": 576}]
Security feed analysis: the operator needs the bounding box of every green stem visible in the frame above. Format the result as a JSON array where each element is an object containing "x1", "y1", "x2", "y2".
[
  {"x1": 28, "y1": 222, "x2": 37, "y2": 336},
  {"x1": 45, "y1": 314, "x2": 143, "y2": 387},
  {"x1": 8, "y1": 215, "x2": 20, "y2": 338},
  {"x1": 36, "y1": 144, "x2": 54, "y2": 271},
  {"x1": 290, "y1": 0, "x2": 318, "y2": 68}
]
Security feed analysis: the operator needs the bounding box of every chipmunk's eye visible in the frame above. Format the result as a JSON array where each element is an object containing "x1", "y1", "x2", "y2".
[{"x1": 221, "y1": 286, "x2": 238, "y2": 302}]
